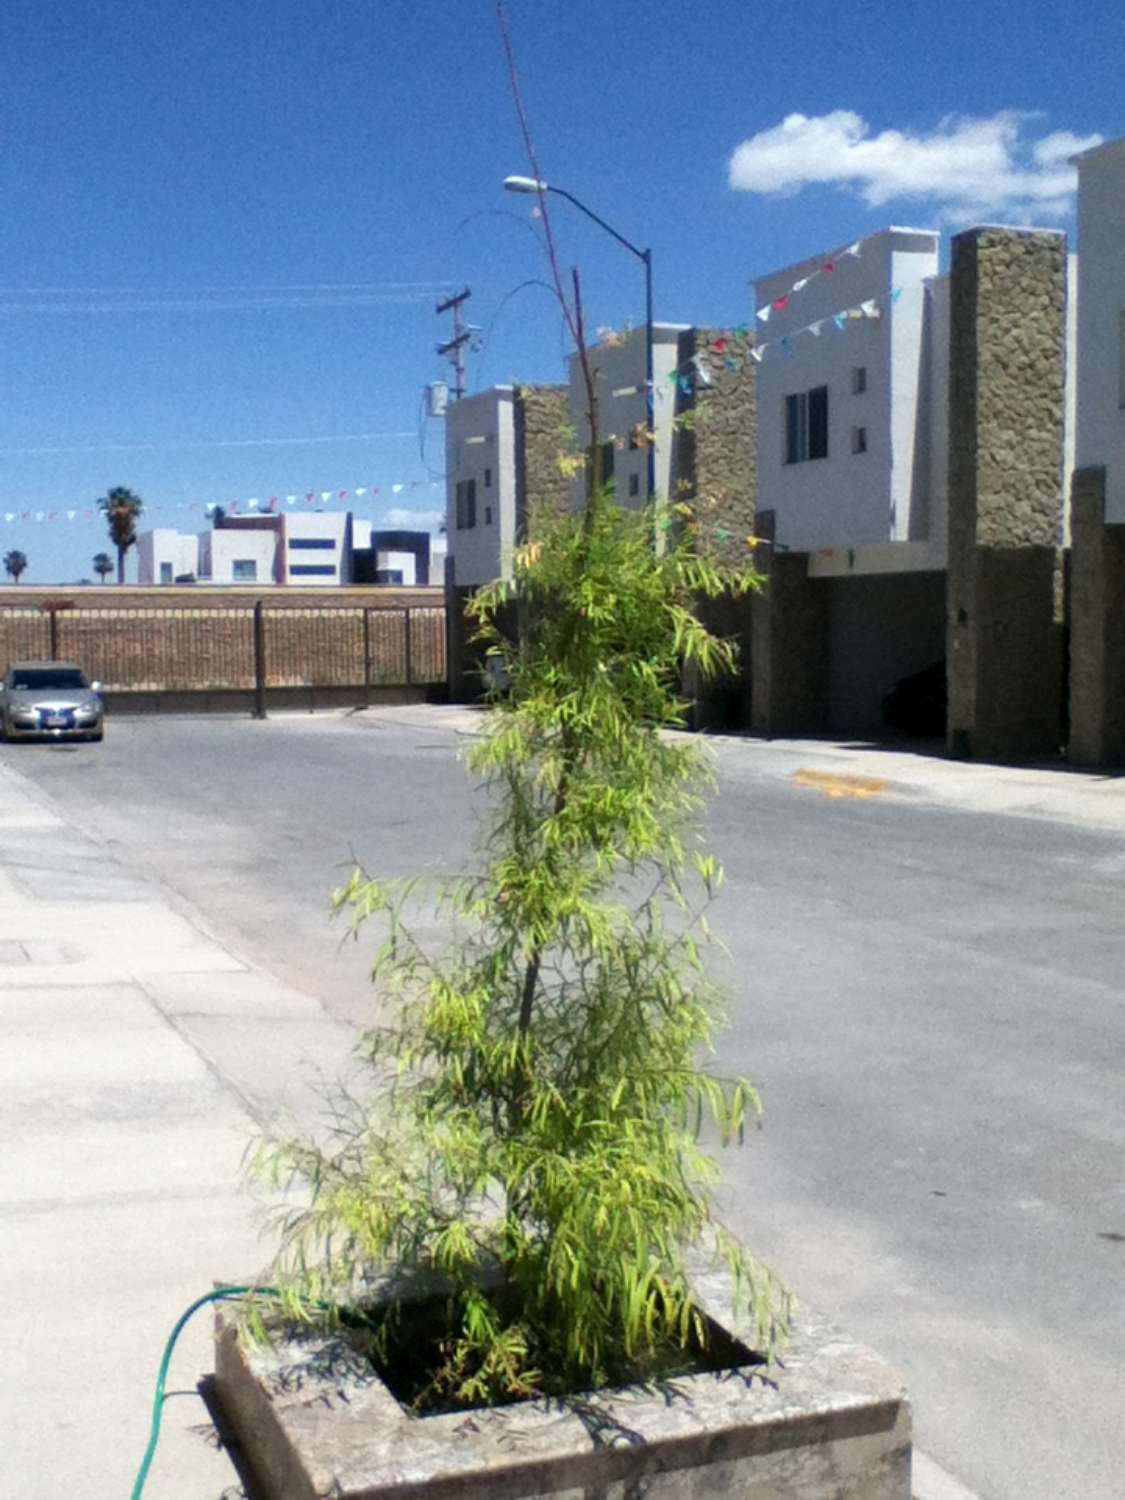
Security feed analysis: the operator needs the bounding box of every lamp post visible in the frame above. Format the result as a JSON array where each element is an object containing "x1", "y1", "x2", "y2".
[{"x1": 503, "y1": 176, "x2": 654, "y2": 506}]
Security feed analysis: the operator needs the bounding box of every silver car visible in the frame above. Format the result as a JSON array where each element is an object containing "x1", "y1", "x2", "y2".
[{"x1": 0, "y1": 661, "x2": 105, "y2": 742}]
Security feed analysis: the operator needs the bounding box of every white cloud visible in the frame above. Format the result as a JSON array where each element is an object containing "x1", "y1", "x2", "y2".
[
  {"x1": 728, "y1": 111, "x2": 1103, "y2": 223},
  {"x1": 382, "y1": 507, "x2": 444, "y2": 530}
]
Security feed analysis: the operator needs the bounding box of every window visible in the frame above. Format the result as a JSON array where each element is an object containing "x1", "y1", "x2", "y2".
[
  {"x1": 159, "y1": 561, "x2": 173, "y2": 584},
  {"x1": 484, "y1": 504, "x2": 493, "y2": 525},
  {"x1": 587, "y1": 441, "x2": 615, "y2": 489},
  {"x1": 456, "y1": 478, "x2": 477, "y2": 530},
  {"x1": 851, "y1": 426, "x2": 868, "y2": 455},
  {"x1": 852, "y1": 366, "x2": 868, "y2": 395},
  {"x1": 484, "y1": 467, "x2": 492, "y2": 488},
  {"x1": 374, "y1": 568, "x2": 404, "y2": 585},
  {"x1": 628, "y1": 473, "x2": 640, "y2": 497},
  {"x1": 290, "y1": 564, "x2": 336, "y2": 576},
  {"x1": 784, "y1": 386, "x2": 829, "y2": 464},
  {"x1": 232, "y1": 559, "x2": 258, "y2": 581},
  {"x1": 288, "y1": 537, "x2": 335, "y2": 550}
]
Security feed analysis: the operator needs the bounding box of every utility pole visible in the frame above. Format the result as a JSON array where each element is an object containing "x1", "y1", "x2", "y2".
[{"x1": 436, "y1": 288, "x2": 473, "y2": 402}]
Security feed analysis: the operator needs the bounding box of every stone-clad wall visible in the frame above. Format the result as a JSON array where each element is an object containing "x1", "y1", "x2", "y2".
[
  {"x1": 1068, "y1": 467, "x2": 1125, "y2": 765},
  {"x1": 946, "y1": 228, "x2": 1067, "y2": 759},
  {"x1": 675, "y1": 328, "x2": 759, "y2": 728},
  {"x1": 515, "y1": 384, "x2": 570, "y2": 531}
]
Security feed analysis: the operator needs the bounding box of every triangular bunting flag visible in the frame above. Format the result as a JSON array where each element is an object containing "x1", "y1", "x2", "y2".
[{"x1": 756, "y1": 305, "x2": 771, "y2": 324}]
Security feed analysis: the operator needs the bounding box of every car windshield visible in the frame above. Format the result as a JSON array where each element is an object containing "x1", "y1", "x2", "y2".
[{"x1": 8, "y1": 668, "x2": 89, "y2": 691}]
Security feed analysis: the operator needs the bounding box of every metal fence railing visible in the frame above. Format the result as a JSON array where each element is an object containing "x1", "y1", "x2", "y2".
[{"x1": 0, "y1": 603, "x2": 446, "y2": 700}]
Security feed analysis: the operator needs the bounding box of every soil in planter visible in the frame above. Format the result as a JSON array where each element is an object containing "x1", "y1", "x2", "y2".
[{"x1": 340, "y1": 1291, "x2": 764, "y2": 1417}]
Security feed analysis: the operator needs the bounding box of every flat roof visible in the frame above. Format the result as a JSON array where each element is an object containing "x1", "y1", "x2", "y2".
[{"x1": 1071, "y1": 135, "x2": 1124, "y2": 168}]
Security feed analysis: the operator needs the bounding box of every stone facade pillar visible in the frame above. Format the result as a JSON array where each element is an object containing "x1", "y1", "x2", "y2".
[
  {"x1": 946, "y1": 228, "x2": 1067, "y2": 760},
  {"x1": 1069, "y1": 467, "x2": 1125, "y2": 765},
  {"x1": 750, "y1": 512, "x2": 829, "y2": 736},
  {"x1": 514, "y1": 384, "x2": 571, "y2": 534},
  {"x1": 675, "y1": 327, "x2": 758, "y2": 729},
  {"x1": 445, "y1": 385, "x2": 569, "y2": 703}
]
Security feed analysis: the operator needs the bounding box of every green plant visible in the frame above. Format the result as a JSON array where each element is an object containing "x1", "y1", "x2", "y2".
[
  {"x1": 92, "y1": 552, "x2": 113, "y2": 584},
  {"x1": 4, "y1": 549, "x2": 28, "y2": 583},
  {"x1": 96, "y1": 486, "x2": 143, "y2": 584},
  {"x1": 249, "y1": 486, "x2": 788, "y2": 1408}
]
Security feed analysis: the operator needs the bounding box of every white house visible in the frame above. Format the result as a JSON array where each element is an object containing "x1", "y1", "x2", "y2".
[
  {"x1": 199, "y1": 523, "x2": 279, "y2": 584},
  {"x1": 446, "y1": 387, "x2": 519, "y2": 588},
  {"x1": 1073, "y1": 137, "x2": 1125, "y2": 522},
  {"x1": 753, "y1": 227, "x2": 945, "y2": 569},
  {"x1": 137, "y1": 529, "x2": 200, "y2": 585}
]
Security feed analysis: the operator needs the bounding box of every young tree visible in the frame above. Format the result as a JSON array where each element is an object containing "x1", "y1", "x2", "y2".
[
  {"x1": 248, "y1": 0, "x2": 785, "y2": 1414},
  {"x1": 4, "y1": 549, "x2": 28, "y2": 583},
  {"x1": 92, "y1": 552, "x2": 113, "y2": 584},
  {"x1": 97, "y1": 486, "x2": 143, "y2": 584}
]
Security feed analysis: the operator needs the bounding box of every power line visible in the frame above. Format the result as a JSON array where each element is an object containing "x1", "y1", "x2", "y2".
[
  {"x1": 0, "y1": 281, "x2": 457, "y2": 294},
  {"x1": 0, "y1": 431, "x2": 415, "y2": 457}
]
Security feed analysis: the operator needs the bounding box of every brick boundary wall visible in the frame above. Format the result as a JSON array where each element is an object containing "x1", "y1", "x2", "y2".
[{"x1": 0, "y1": 586, "x2": 446, "y2": 701}]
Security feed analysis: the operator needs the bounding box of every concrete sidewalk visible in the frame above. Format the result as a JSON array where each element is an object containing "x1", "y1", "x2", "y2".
[
  {"x1": 0, "y1": 759, "x2": 355, "y2": 1499},
  {"x1": 354, "y1": 701, "x2": 1125, "y2": 833}
]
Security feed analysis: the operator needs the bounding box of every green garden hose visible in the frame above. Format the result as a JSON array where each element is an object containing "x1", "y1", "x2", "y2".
[{"x1": 129, "y1": 1283, "x2": 267, "y2": 1500}]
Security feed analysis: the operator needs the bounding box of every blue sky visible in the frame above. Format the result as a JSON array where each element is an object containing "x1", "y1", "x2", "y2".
[{"x1": 2, "y1": 0, "x2": 1120, "y2": 582}]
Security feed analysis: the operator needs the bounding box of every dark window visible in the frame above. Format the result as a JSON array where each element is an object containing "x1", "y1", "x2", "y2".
[
  {"x1": 9, "y1": 668, "x2": 88, "y2": 690},
  {"x1": 851, "y1": 426, "x2": 868, "y2": 455},
  {"x1": 484, "y1": 467, "x2": 492, "y2": 488},
  {"x1": 587, "y1": 441, "x2": 615, "y2": 490},
  {"x1": 232, "y1": 559, "x2": 258, "y2": 581},
  {"x1": 484, "y1": 505, "x2": 493, "y2": 525},
  {"x1": 456, "y1": 479, "x2": 477, "y2": 530},
  {"x1": 852, "y1": 366, "x2": 868, "y2": 395},
  {"x1": 374, "y1": 569, "x2": 404, "y2": 585},
  {"x1": 290, "y1": 564, "x2": 336, "y2": 576},
  {"x1": 784, "y1": 386, "x2": 829, "y2": 464},
  {"x1": 159, "y1": 562, "x2": 173, "y2": 584},
  {"x1": 288, "y1": 537, "x2": 336, "y2": 550},
  {"x1": 628, "y1": 473, "x2": 640, "y2": 497}
]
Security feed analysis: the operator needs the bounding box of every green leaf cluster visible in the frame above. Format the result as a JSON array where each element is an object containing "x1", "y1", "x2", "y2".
[{"x1": 249, "y1": 490, "x2": 789, "y2": 1408}]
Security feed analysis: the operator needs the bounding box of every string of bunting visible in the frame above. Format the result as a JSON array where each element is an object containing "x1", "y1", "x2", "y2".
[
  {"x1": 754, "y1": 238, "x2": 864, "y2": 323},
  {"x1": 0, "y1": 478, "x2": 443, "y2": 528}
]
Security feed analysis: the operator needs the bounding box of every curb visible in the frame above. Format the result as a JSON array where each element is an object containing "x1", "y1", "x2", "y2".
[{"x1": 914, "y1": 1449, "x2": 983, "y2": 1500}]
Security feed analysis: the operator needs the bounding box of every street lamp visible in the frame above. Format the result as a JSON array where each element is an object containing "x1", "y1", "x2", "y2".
[{"x1": 503, "y1": 175, "x2": 654, "y2": 505}]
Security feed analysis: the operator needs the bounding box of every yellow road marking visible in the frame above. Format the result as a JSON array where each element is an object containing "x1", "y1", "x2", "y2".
[{"x1": 792, "y1": 769, "x2": 888, "y2": 800}]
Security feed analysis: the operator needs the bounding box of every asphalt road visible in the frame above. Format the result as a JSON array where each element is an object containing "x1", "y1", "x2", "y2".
[{"x1": 6, "y1": 709, "x2": 1124, "y2": 1500}]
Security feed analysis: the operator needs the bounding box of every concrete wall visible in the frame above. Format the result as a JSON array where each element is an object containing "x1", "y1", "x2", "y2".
[
  {"x1": 946, "y1": 226, "x2": 1067, "y2": 760},
  {"x1": 753, "y1": 228, "x2": 940, "y2": 555},
  {"x1": 1074, "y1": 139, "x2": 1125, "y2": 524}
]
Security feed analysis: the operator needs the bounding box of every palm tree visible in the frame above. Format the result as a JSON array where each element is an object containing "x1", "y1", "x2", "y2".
[
  {"x1": 93, "y1": 552, "x2": 114, "y2": 584},
  {"x1": 97, "y1": 486, "x2": 144, "y2": 584},
  {"x1": 4, "y1": 549, "x2": 28, "y2": 583}
]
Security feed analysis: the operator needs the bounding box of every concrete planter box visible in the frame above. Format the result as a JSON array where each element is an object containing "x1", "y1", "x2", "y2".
[{"x1": 214, "y1": 1264, "x2": 911, "y2": 1500}]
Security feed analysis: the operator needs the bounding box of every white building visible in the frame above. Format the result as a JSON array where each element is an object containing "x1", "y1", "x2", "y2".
[
  {"x1": 137, "y1": 529, "x2": 200, "y2": 585},
  {"x1": 446, "y1": 387, "x2": 519, "y2": 588},
  {"x1": 753, "y1": 227, "x2": 945, "y2": 570},
  {"x1": 567, "y1": 322, "x2": 688, "y2": 512},
  {"x1": 1073, "y1": 137, "x2": 1125, "y2": 522},
  {"x1": 199, "y1": 523, "x2": 279, "y2": 584},
  {"x1": 754, "y1": 225, "x2": 1077, "y2": 575}
]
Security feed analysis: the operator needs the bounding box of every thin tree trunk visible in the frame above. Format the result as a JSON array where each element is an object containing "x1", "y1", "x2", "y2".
[{"x1": 117, "y1": 546, "x2": 125, "y2": 585}]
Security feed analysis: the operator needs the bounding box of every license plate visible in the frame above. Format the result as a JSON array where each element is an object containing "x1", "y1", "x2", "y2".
[{"x1": 44, "y1": 715, "x2": 68, "y2": 728}]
